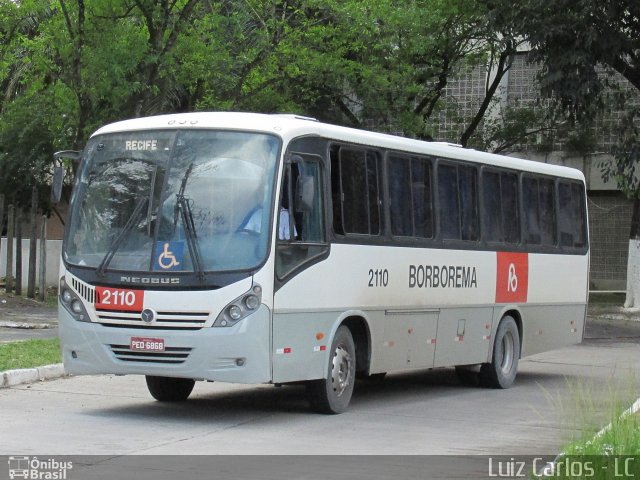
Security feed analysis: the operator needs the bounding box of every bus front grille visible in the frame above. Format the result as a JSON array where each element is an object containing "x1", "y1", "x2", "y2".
[
  {"x1": 96, "y1": 310, "x2": 209, "y2": 330},
  {"x1": 71, "y1": 277, "x2": 96, "y2": 304},
  {"x1": 109, "y1": 345, "x2": 192, "y2": 364}
]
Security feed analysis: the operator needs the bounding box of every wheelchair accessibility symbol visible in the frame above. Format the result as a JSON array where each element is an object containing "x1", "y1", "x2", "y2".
[{"x1": 154, "y1": 241, "x2": 185, "y2": 271}]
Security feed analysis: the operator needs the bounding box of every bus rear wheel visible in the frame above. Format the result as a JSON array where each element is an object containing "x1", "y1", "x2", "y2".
[
  {"x1": 307, "y1": 325, "x2": 356, "y2": 414},
  {"x1": 480, "y1": 315, "x2": 520, "y2": 389},
  {"x1": 145, "y1": 375, "x2": 195, "y2": 402}
]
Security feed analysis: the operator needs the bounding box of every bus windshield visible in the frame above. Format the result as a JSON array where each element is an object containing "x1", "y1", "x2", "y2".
[{"x1": 64, "y1": 130, "x2": 280, "y2": 275}]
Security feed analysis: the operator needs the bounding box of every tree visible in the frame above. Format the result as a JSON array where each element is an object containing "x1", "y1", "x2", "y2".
[
  {"x1": 498, "y1": 0, "x2": 640, "y2": 306},
  {"x1": 264, "y1": 0, "x2": 532, "y2": 147},
  {"x1": 0, "y1": 0, "x2": 209, "y2": 213},
  {"x1": 0, "y1": 0, "x2": 564, "y2": 218}
]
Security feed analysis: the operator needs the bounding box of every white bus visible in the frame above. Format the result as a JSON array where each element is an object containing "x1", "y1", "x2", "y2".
[{"x1": 57, "y1": 112, "x2": 589, "y2": 413}]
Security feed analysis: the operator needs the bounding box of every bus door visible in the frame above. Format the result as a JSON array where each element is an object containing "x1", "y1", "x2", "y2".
[{"x1": 272, "y1": 151, "x2": 329, "y2": 383}]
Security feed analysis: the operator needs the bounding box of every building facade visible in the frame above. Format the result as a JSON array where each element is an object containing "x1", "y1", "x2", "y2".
[{"x1": 434, "y1": 51, "x2": 637, "y2": 290}]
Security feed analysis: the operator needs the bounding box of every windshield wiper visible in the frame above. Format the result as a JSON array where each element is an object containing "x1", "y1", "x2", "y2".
[
  {"x1": 97, "y1": 197, "x2": 149, "y2": 277},
  {"x1": 174, "y1": 163, "x2": 205, "y2": 280}
]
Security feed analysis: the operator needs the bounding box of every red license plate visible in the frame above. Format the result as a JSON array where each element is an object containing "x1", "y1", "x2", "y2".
[
  {"x1": 130, "y1": 337, "x2": 165, "y2": 352},
  {"x1": 95, "y1": 286, "x2": 144, "y2": 311}
]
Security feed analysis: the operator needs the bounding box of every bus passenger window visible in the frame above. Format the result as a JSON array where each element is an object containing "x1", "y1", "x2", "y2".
[
  {"x1": 523, "y1": 176, "x2": 556, "y2": 246},
  {"x1": 482, "y1": 170, "x2": 519, "y2": 244},
  {"x1": 459, "y1": 166, "x2": 479, "y2": 241},
  {"x1": 502, "y1": 173, "x2": 520, "y2": 243},
  {"x1": 438, "y1": 164, "x2": 460, "y2": 240},
  {"x1": 558, "y1": 182, "x2": 586, "y2": 248},
  {"x1": 438, "y1": 163, "x2": 478, "y2": 241},
  {"x1": 483, "y1": 171, "x2": 502, "y2": 241},
  {"x1": 388, "y1": 155, "x2": 413, "y2": 237},
  {"x1": 332, "y1": 147, "x2": 381, "y2": 236},
  {"x1": 388, "y1": 155, "x2": 433, "y2": 238}
]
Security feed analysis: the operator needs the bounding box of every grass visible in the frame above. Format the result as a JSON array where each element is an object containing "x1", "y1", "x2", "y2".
[
  {"x1": 538, "y1": 376, "x2": 640, "y2": 479},
  {"x1": 561, "y1": 375, "x2": 639, "y2": 453},
  {"x1": 588, "y1": 292, "x2": 626, "y2": 305},
  {"x1": 0, "y1": 338, "x2": 61, "y2": 371},
  {"x1": 541, "y1": 416, "x2": 640, "y2": 479},
  {"x1": 45, "y1": 294, "x2": 58, "y2": 308},
  {"x1": 564, "y1": 410, "x2": 640, "y2": 456}
]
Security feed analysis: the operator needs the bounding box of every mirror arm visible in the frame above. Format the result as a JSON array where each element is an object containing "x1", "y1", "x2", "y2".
[
  {"x1": 53, "y1": 150, "x2": 80, "y2": 164},
  {"x1": 51, "y1": 150, "x2": 80, "y2": 205}
]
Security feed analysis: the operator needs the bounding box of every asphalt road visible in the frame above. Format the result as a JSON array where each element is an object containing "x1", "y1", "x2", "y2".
[{"x1": 1, "y1": 334, "x2": 639, "y2": 458}]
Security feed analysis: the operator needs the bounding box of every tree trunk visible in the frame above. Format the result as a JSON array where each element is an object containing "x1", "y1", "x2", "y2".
[
  {"x1": 27, "y1": 187, "x2": 38, "y2": 298},
  {"x1": 624, "y1": 196, "x2": 640, "y2": 308}
]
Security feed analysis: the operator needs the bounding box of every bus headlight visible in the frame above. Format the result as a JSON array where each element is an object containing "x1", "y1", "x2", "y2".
[
  {"x1": 61, "y1": 288, "x2": 73, "y2": 304},
  {"x1": 213, "y1": 284, "x2": 262, "y2": 327},
  {"x1": 244, "y1": 294, "x2": 260, "y2": 310},
  {"x1": 59, "y1": 277, "x2": 91, "y2": 322},
  {"x1": 71, "y1": 300, "x2": 83, "y2": 314},
  {"x1": 228, "y1": 305, "x2": 242, "y2": 321}
]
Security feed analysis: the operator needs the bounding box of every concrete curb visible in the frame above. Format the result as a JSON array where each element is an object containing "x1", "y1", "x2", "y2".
[
  {"x1": 0, "y1": 321, "x2": 56, "y2": 329},
  {"x1": 592, "y1": 396, "x2": 640, "y2": 439},
  {"x1": 592, "y1": 313, "x2": 640, "y2": 322},
  {"x1": 537, "y1": 396, "x2": 640, "y2": 476},
  {"x1": 0, "y1": 363, "x2": 68, "y2": 388}
]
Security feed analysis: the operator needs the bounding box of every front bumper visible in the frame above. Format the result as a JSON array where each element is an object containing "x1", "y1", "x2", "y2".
[{"x1": 58, "y1": 304, "x2": 272, "y2": 384}]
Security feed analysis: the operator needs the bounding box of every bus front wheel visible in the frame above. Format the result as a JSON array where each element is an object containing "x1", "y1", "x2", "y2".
[
  {"x1": 145, "y1": 375, "x2": 195, "y2": 402},
  {"x1": 307, "y1": 325, "x2": 356, "y2": 414},
  {"x1": 480, "y1": 315, "x2": 520, "y2": 389}
]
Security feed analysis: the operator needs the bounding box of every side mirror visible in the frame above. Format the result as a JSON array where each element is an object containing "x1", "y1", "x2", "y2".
[
  {"x1": 51, "y1": 166, "x2": 64, "y2": 204},
  {"x1": 295, "y1": 175, "x2": 315, "y2": 213},
  {"x1": 51, "y1": 150, "x2": 80, "y2": 204}
]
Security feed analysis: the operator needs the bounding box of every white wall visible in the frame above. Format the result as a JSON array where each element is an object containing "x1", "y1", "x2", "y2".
[{"x1": 0, "y1": 238, "x2": 62, "y2": 289}]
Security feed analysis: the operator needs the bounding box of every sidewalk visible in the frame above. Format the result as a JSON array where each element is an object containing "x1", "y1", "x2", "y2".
[
  {"x1": 0, "y1": 292, "x2": 57, "y2": 343},
  {"x1": 585, "y1": 296, "x2": 640, "y2": 341},
  {"x1": 0, "y1": 292, "x2": 62, "y2": 386}
]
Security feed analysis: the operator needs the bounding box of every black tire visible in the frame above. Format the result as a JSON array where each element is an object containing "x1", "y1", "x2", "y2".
[
  {"x1": 480, "y1": 315, "x2": 520, "y2": 389},
  {"x1": 455, "y1": 366, "x2": 480, "y2": 387},
  {"x1": 307, "y1": 325, "x2": 356, "y2": 414},
  {"x1": 145, "y1": 375, "x2": 195, "y2": 402}
]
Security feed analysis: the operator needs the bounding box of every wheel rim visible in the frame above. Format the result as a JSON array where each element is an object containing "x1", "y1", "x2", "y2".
[
  {"x1": 500, "y1": 330, "x2": 515, "y2": 375},
  {"x1": 331, "y1": 344, "x2": 352, "y2": 397}
]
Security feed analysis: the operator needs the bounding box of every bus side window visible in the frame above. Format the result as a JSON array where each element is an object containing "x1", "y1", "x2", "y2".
[
  {"x1": 558, "y1": 181, "x2": 587, "y2": 248},
  {"x1": 523, "y1": 175, "x2": 556, "y2": 246},
  {"x1": 459, "y1": 165, "x2": 479, "y2": 241},
  {"x1": 438, "y1": 162, "x2": 478, "y2": 241},
  {"x1": 482, "y1": 170, "x2": 519, "y2": 244},
  {"x1": 276, "y1": 155, "x2": 327, "y2": 280},
  {"x1": 438, "y1": 164, "x2": 460, "y2": 239},
  {"x1": 501, "y1": 172, "x2": 520, "y2": 243},
  {"x1": 332, "y1": 146, "x2": 381, "y2": 236},
  {"x1": 388, "y1": 155, "x2": 434, "y2": 239}
]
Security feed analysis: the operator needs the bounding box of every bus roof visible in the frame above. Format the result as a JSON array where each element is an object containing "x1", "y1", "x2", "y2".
[{"x1": 93, "y1": 112, "x2": 585, "y2": 182}]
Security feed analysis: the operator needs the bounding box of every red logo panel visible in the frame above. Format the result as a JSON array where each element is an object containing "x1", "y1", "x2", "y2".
[{"x1": 495, "y1": 252, "x2": 528, "y2": 303}]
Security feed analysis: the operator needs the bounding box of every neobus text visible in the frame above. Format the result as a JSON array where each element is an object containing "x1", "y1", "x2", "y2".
[{"x1": 120, "y1": 276, "x2": 180, "y2": 285}]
